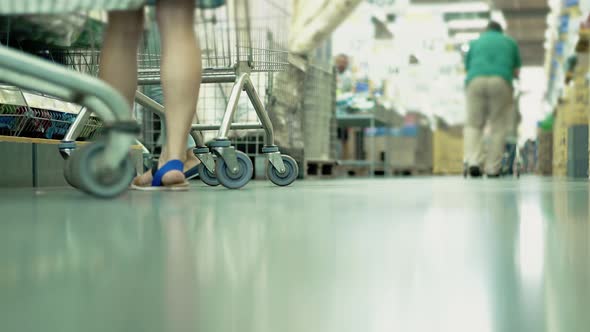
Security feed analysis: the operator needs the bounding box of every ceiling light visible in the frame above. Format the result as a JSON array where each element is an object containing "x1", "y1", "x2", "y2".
[
  {"x1": 440, "y1": 2, "x2": 490, "y2": 14},
  {"x1": 447, "y1": 18, "x2": 488, "y2": 30}
]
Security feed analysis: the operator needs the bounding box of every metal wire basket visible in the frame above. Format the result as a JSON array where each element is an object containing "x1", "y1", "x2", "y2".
[
  {"x1": 38, "y1": 48, "x2": 101, "y2": 76},
  {"x1": 138, "y1": 0, "x2": 289, "y2": 77},
  {"x1": 0, "y1": 13, "x2": 105, "y2": 141},
  {"x1": 137, "y1": 0, "x2": 291, "y2": 150}
]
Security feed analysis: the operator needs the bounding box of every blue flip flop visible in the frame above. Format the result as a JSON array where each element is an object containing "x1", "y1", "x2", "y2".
[
  {"x1": 132, "y1": 159, "x2": 189, "y2": 191},
  {"x1": 184, "y1": 164, "x2": 200, "y2": 181}
]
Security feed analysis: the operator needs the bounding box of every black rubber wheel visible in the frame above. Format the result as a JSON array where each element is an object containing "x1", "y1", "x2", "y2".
[
  {"x1": 197, "y1": 163, "x2": 220, "y2": 187},
  {"x1": 267, "y1": 155, "x2": 299, "y2": 187},
  {"x1": 215, "y1": 151, "x2": 253, "y2": 189},
  {"x1": 68, "y1": 142, "x2": 135, "y2": 198}
]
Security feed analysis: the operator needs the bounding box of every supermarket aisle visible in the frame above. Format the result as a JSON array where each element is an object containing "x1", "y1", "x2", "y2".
[{"x1": 0, "y1": 177, "x2": 589, "y2": 332}]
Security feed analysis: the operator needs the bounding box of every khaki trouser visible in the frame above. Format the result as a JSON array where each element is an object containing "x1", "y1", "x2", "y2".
[{"x1": 464, "y1": 76, "x2": 514, "y2": 174}]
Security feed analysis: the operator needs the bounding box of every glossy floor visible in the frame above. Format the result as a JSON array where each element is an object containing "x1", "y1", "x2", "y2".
[{"x1": 0, "y1": 177, "x2": 589, "y2": 332}]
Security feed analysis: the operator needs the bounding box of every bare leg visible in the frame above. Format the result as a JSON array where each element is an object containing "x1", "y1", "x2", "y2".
[
  {"x1": 99, "y1": 10, "x2": 144, "y2": 107},
  {"x1": 185, "y1": 149, "x2": 201, "y2": 170},
  {"x1": 156, "y1": 0, "x2": 202, "y2": 184},
  {"x1": 102, "y1": 4, "x2": 201, "y2": 187},
  {"x1": 99, "y1": 10, "x2": 161, "y2": 187}
]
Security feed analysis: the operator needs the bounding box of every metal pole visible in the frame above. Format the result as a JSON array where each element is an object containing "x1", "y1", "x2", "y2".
[
  {"x1": 63, "y1": 107, "x2": 92, "y2": 142},
  {"x1": 244, "y1": 79, "x2": 275, "y2": 146},
  {"x1": 193, "y1": 122, "x2": 263, "y2": 131},
  {"x1": 217, "y1": 73, "x2": 249, "y2": 139},
  {"x1": 138, "y1": 74, "x2": 237, "y2": 85},
  {"x1": 370, "y1": 116, "x2": 375, "y2": 178}
]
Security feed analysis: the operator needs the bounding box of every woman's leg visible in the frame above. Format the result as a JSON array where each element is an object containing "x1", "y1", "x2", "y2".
[
  {"x1": 99, "y1": 10, "x2": 144, "y2": 106},
  {"x1": 156, "y1": 0, "x2": 202, "y2": 184},
  {"x1": 100, "y1": 10, "x2": 158, "y2": 187}
]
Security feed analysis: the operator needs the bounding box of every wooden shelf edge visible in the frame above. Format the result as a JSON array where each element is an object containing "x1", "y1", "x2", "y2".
[{"x1": 0, "y1": 135, "x2": 143, "y2": 150}]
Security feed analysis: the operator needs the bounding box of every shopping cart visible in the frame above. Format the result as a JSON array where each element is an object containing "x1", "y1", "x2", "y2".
[
  {"x1": 0, "y1": 1, "x2": 146, "y2": 198},
  {"x1": 62, "y1": 0, "x2": 299, "y2": 190}
]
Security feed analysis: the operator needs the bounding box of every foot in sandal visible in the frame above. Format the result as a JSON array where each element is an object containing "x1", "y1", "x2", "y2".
[
  {"x1": 183, "y1": 150, "x2": 202, "y2": 180},
  {"x1": 132, "y1": 149, "x2": 201, "y2": 189},
  {"x1": 132, "y1": 159, "x2": 188, "y2": 191}
]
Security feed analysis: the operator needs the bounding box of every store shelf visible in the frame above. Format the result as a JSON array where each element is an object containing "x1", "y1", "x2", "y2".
[
  {"x1": 0, "y1": 135, "x2": 69, "y2": 145},
  {"x1": 0, "y1": 135, "x2": 144, "y2": 150},
  {"x1": 336, "y1": 110, "x2": 395, "y2": 178}
]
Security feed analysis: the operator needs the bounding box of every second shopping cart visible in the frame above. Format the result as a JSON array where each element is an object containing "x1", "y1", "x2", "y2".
[{"x1": 61, "y1": 0, "x2": 299, "y2": 189}]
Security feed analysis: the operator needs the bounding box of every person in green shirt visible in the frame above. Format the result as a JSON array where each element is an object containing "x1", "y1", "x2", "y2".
[{"x1": 464, "y1": 21, "x2": 522, "y2": 178}]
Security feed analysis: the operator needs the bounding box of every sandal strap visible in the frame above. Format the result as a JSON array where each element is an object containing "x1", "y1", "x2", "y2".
[
  {"x1": 152, "y1": 160, "x2": 184, "y2": 187},
  {"x1": 151, "y1": 160, "x2": 158, "y2": 176}
]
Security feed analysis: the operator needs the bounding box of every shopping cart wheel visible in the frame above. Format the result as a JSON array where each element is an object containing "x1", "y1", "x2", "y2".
[
  {"x1": 197, "y1": 163, "x2": 220, "y2": 187},
  {"x1": 215, "y1": 150, "x2": 253, "y2": 189},
  {"x1": 67, "y1": 142, "x2": 135, "y2": 198},
  {"x1": 268, "y1": 155, "x2": 299, "y2": 187}
]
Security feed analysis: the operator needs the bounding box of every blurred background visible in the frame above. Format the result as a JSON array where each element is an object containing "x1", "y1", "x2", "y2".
[{"x1": 0, "y1": 0, "x2": 583, "y2": 182}]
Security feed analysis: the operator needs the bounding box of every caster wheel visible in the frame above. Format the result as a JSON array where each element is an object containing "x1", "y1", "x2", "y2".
[
  {"x1": 268, "y1": 155, "x2": 299, "y2": 187},
  {"x1": 197, "y1": 163, "x2": 220, "y2": 187},
  {"x1": 215, "y1": 151, "x2": 253, "y2": 189},
  {"x1": 68, "y1": 142, "x2": 135, "y2": 198}
]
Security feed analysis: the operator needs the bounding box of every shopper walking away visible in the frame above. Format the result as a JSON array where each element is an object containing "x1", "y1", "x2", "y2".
[
  {"x1": 100, "y1": 0, "x2": 202, "y2": 190},
  {"x1": 464, "y1": 21, "x2": 521, "y2": 177},
  {"x1": 335, "y1": 54, "x2": 355, "y2": 160},
  {"x1": 335, "y1": 54, "x2": 354, "y2": 94}
]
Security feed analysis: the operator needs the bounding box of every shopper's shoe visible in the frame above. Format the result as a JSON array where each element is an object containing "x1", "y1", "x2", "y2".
[
  {"x1": 469, "y1": 166, "x2": 482, "y2": 178},
  {"x1": 131, "y1": 159, "x2": 189, "y2": 191},
  {"x1": 487, "y1": 173, "x2": 501, "y2": 179},
  {"x1": 184, "y1": 165, "x2": 200, "y2": 181}
]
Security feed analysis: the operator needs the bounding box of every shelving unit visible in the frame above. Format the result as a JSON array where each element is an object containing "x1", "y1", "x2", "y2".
[
  {"x1": 336, "y1": 110, "x2": 393, "y2": 177},
  {"x1": 0, "y1": 89, "x2": 103, "y2": 142},
  {"x1": 543, "y1": 0, "x2": 590, "y2": 178}
]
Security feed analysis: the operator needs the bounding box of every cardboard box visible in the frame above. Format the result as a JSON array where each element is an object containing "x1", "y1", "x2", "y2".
[
  {"x1": 563, "y1": 103, "x2": 589, "y2": 125},
  {"x1": 365, "y1": 126, "x2": 433, "y2": 171},
  {"x1": 536, "y1": 130, "x2": 553, "y2": 176},
  {"x1": 553, "y1": 111, "x2": 568, "y2": 177},
  {"x1": 572, "y1": 85, "x2": 589, "y2": 99},
  {"x1": 433, "y1": 129, "x2": 464, "y2": 175},
  {"x1": 364, "y1": 134, "x2": 388, "y2": 163},
  {"x1": 342, "y1": 128, "x2": 362, "y2": 160}
]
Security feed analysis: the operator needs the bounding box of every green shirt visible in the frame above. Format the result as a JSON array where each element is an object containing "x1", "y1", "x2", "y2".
[{"x1": 465, "y1": 31, "x2": 521, "y2": 86}]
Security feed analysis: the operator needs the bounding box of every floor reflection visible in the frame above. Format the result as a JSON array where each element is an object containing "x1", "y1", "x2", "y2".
[
  {"x1": 544, "y1": 181, "x2": 590, "y2": 332},
  {"x1": 0, "y1": 179, "x2": 589, "y2": 332}
]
